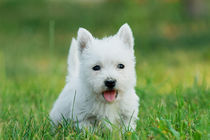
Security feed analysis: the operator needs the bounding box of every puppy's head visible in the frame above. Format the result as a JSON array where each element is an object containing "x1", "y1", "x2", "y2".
[{"x1": 77, "y1": 23, "x2": 136, "y2": 103}]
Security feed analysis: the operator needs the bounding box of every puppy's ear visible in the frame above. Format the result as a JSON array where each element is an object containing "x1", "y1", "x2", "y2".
[
  {"x1": 77, "y1": 28, "x2": 93, "y2": 52},
  {"x1": 117, "y1": 23, "x2": 134, "y2": 48}
]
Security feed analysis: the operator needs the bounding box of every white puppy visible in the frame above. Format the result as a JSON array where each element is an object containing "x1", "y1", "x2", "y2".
[{"x1": 50, "y1": 23, "x2": 139, "y2": 130}]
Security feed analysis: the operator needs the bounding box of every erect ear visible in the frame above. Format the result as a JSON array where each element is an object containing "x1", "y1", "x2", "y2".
[
  {"x1": 77, "y1": 28, "x2": 93, "y2": 53},
  {"x1": 117, "y1": 23, "x2": 134, "y2": 48}
]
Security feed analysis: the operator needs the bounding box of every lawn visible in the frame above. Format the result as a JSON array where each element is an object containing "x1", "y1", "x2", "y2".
[{"x1": 0, "y1": 0, "x2": 210, "y2": 139}]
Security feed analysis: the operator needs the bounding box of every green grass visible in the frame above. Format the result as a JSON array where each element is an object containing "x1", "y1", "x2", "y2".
[
  {"x1": 0, "y1": 54, "x2": 209, "y2": 139},
  {"x1": 0, "y1": 0, "x2": 210, "y2": 139}
]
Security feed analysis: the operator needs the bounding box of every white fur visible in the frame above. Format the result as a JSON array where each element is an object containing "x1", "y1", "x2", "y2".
[{"x1": 50, "y1": 23, "x2": 139, "y2": 130}]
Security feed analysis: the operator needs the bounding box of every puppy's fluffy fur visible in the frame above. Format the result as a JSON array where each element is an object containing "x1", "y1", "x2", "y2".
[{"x1": 50, "y1": 23, "x2": 139, "y2": 130}]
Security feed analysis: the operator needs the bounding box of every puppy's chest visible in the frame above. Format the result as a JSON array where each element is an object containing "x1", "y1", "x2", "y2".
[{"x1": 85, "y1": 103, "x2": 124, "y2": 125}]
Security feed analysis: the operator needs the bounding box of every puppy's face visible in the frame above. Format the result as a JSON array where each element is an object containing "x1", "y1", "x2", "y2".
[{"x1": 78, "y1": 24, "x2": 136, "y2": 103}]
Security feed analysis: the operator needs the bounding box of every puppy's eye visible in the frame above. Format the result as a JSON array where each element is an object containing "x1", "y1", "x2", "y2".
[
  {"x1": 92, "y1": 65, "x2": 101, "y2": 71},
  {"x1": 117, "y1": 64, "x2": 125, "y2": 69}
]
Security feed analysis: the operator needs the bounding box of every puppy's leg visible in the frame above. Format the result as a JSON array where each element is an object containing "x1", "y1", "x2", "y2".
[{"x1": 50, "y1": 85, "x2": 72, "y2": 126}]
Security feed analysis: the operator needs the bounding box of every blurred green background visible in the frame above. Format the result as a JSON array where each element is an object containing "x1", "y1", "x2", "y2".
[
  {"x1": 0, "y1": 0, "x2": 209, "y2": 91},
  {"x1": 0, "y1": 0, "x2": 210, "y2": 139}
]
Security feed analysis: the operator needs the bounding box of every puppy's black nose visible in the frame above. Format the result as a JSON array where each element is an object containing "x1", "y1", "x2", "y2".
[{"x1": 104, "y1": 79, "x2": 116, "y2": 89}]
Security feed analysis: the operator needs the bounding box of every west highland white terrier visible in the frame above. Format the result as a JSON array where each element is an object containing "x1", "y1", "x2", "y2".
[{"x1": 50, "y1": 23, "x2": 139, "y2": 130}]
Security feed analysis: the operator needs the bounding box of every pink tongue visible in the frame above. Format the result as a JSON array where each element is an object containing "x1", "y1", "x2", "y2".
[{"x1": 103, "y1": 90, "x2": 116, "y2": 102}]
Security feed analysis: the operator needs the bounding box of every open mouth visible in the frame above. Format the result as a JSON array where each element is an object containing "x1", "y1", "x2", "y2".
[{"x1": 102, "y1": 90, "x2": 118, "y2": 102}]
